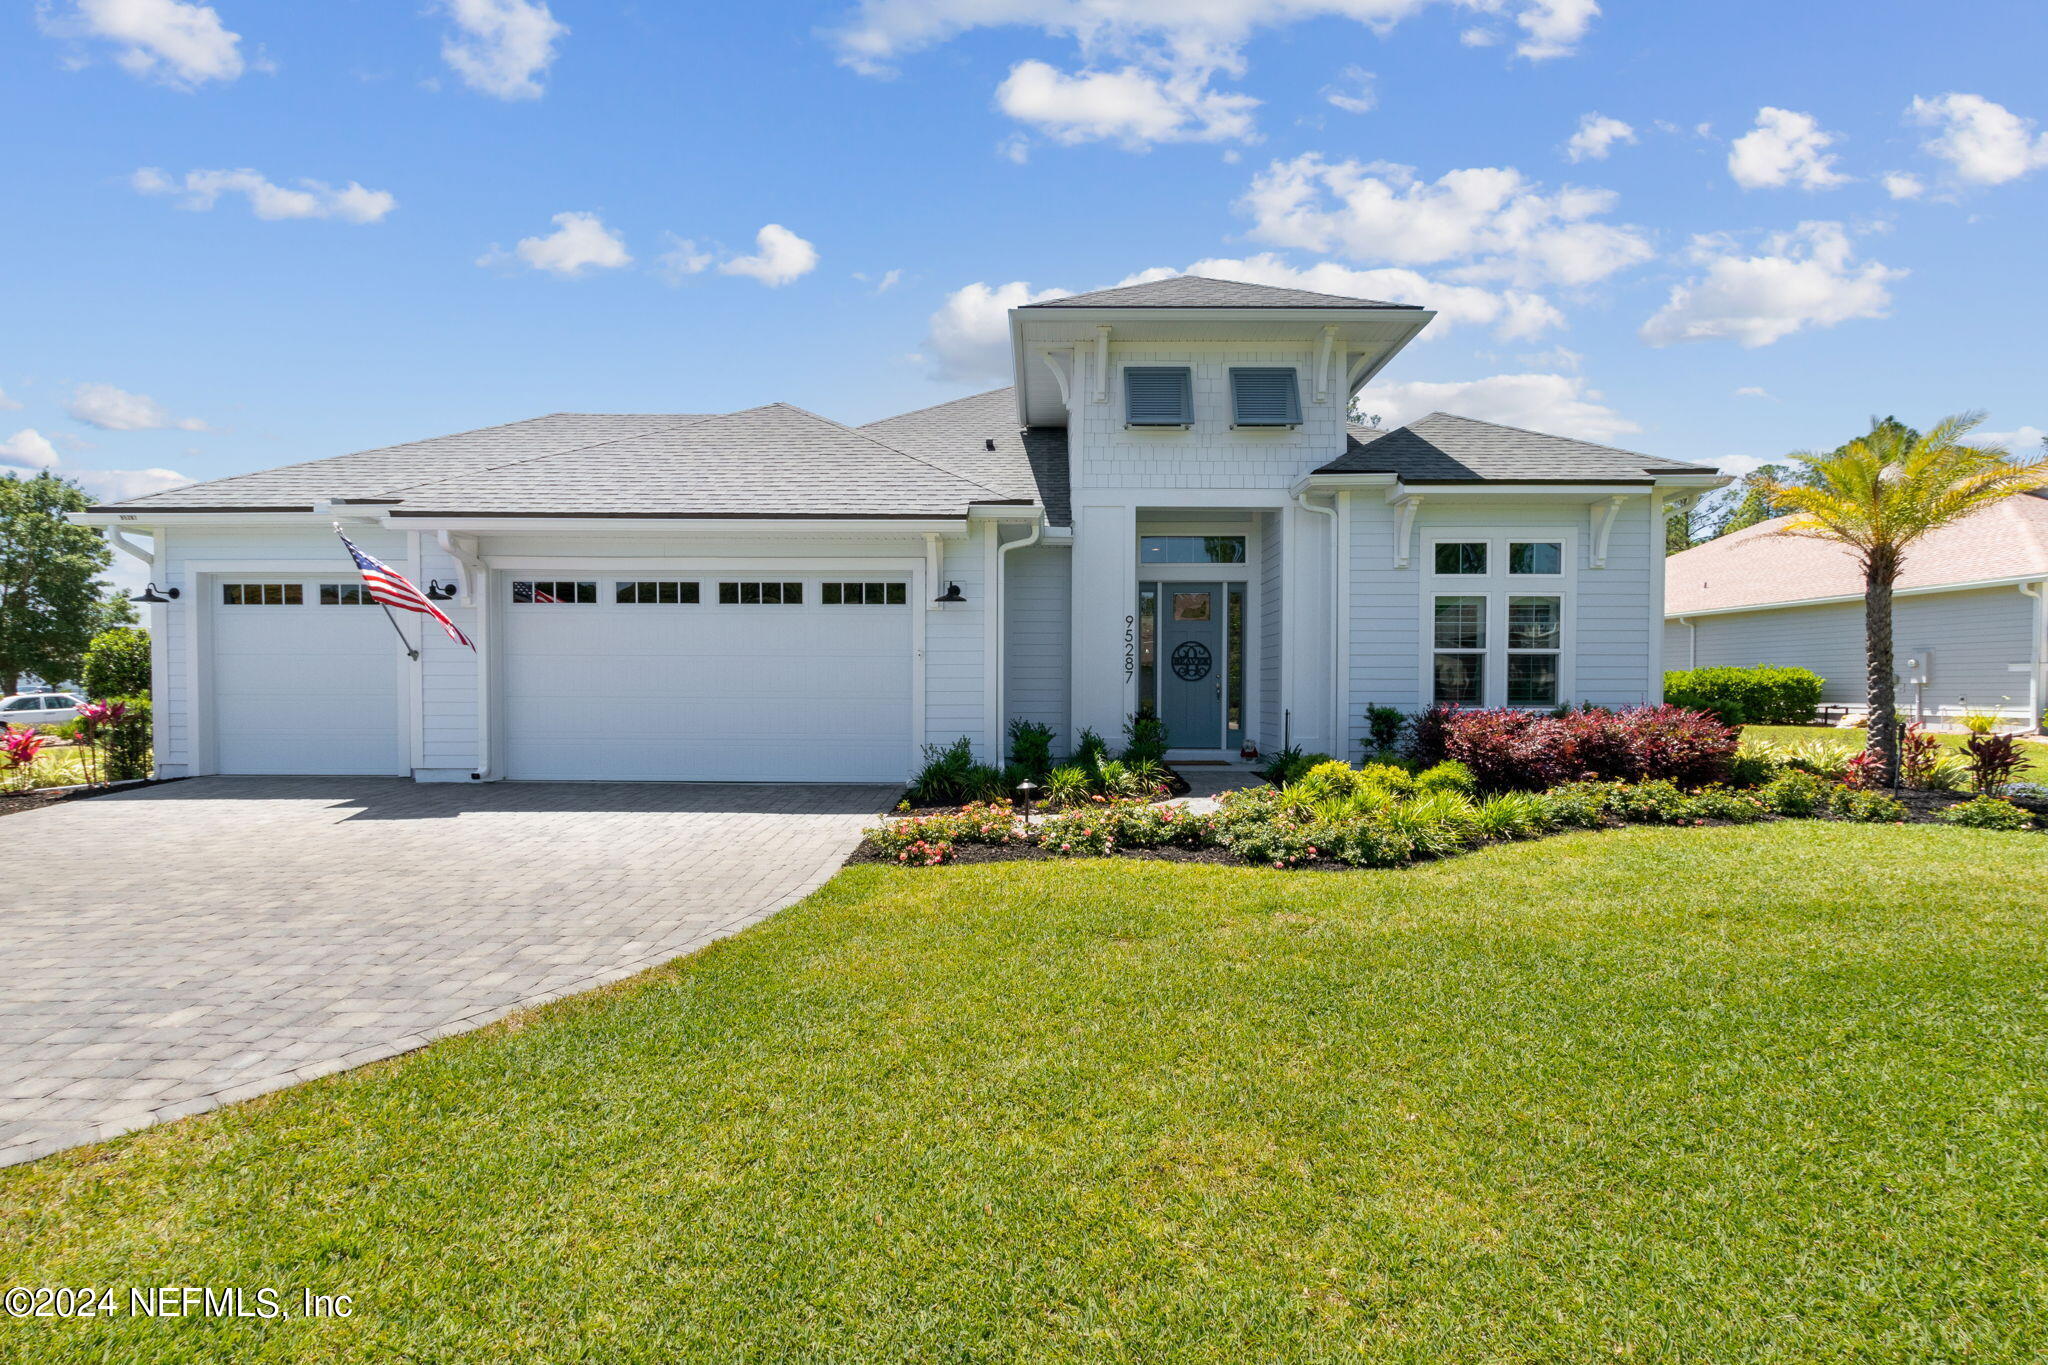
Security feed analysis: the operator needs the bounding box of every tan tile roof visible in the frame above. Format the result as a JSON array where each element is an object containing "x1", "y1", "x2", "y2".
[{"x1": 1666, "y1": 492, "x2": 2048, "y2": 615}]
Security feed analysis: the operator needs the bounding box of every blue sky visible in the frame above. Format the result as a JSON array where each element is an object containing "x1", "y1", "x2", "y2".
[{"x1": 5, "y1": 0, "x2": 2046, "y2": 526}]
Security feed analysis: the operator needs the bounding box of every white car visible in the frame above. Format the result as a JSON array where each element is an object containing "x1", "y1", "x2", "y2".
[{"x1": 0, "y1": 692, "x2": 83, "y2": 729}]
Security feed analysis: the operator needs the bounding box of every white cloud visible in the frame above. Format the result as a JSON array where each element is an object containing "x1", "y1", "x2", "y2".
[
  {"x1": 65, "y1": 383, "x2": 206, "y2": 432},
  {"x1": 1514, "y1": 0, "x2": 1599, "y2": 60},
  {"x1": 1980, "y1": 424, "x2": 2046, "y2": 452},
  {"x1": 1727, "y1": 107, "x2": 1850, "y2": 190},
  {"x1": 39, "y1": 0, "x2": 244, "y2": 88},
  {"x1": 926, "y1": 280, "x2": 1072, "y2": 382},
  {"x1": 1125, "y1": 253, "x2": 1564, "y2": 340},
  {"x1": 438, "y1": 0, "x2": 566, "y2": 100},
  {"x1": 0, "y1": 429, "x2": 62, "y2": 470},
  {"x1": 995, "y1": 60, "x2": 1257, "y2": 147},
  {"x1": 1733, "y1": 386, "x2": 1774, "y2": 399},
  {"x1": 482, "y1": 212, "x2": 631, "y2": 278},
  {"x1": 1322, "y1": 65, "x2": 1376, "y2": 114},
  {"x1": 1640, "y1": 221, "x2": 1903, "y2": 348},
  {"x1": 1882, "y1": 171, "x2": 1926, "y2": 200},
  {"x1": 1712, "y1": 453, "x2": 1771, "y2": 479},
  {"x1": 0, "y1": 388, "x2": 21, "y2": 412},
  {"x1": 860, "y1": 268, "x2": 905, "y2": 294},
  {"x1": 1459, "y1": 25, "x2": 1499, "y2": 46},
  {"x1": 718, "y1": 224, "x2": 819, "y2": 287},
  {"x1": 1564, "y1": 112, "x2": 1634, "y2": 162},
  {"x1": 1907, "y1": 93, "x2": 2048, "y2": 186},
  {"x1": 1362, "y1": 372, "x2": 1638, "y2": 443},
  {"x1": 654, "y1": 234, "x2": 713, "y2": 284},
  {"x1": 68, "y1": 467, "x2": 192, "y2": 502},
  {"x1": 131, "y1": 167, "x2": 396, "y2": 224},
  {"x1": 1239, "y1": 154, "x2": 1654, "y2": 287}
]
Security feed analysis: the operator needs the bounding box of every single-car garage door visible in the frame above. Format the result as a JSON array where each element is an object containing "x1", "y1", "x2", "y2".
[
  {"x1": 500, "y1": 573, "x2": 915, "y2": 782},
  {"x1": 210, "y1": 578, "x2": 407, "y2": 775}
]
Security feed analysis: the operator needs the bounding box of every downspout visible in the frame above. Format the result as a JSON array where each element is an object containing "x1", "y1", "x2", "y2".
[
  {"x1": 2022, "y1": 581, "x2": 2045, "y2": 731},
  {"x1": 438, "y1": 530, "x2": 494, "y2": 779},
  {"x1": 1293, "y1": 491, "x2": 1340, "y2": 753},
  {"x1": 994, "y1": 516, "x2": 1046, "y2": 759},
  {"x1": 107, "y1": 527, "x2": 154, "y2": 566}
]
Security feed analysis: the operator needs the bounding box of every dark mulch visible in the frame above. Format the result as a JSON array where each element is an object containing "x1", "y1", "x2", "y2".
[
  {"x1": 0, "y1": 777, "x2": 179, "y2": 821},
  {"x1": 847, "y1": 839, "x2": 1240, "y2": 868}
]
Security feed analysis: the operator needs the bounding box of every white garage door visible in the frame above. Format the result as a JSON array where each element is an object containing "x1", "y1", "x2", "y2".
[
  {"x1": 210, "y1": 579, "x2": 407, "y2": 775},
  {"x1": 500, "y1": 574, "x2": 915, "y2": 782}
]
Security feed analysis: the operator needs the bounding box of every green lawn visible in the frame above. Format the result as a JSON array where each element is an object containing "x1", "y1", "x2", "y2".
[
  {"x1": 5, "y1": 825, "x2": 2046, "y2": 1362},
  {"x1": 1743, "y1": 722, "x2": 2048, "y2": 780}
]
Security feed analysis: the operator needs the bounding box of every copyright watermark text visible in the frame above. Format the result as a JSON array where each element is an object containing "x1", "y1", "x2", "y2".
[{"x1": 5, "y1": 1285, "x2": 353, "y2": 1320}]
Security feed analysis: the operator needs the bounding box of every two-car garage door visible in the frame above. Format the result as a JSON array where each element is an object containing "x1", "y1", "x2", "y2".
[{"x1": 498, "y1": 573, "x2": 914, "y2": 782}]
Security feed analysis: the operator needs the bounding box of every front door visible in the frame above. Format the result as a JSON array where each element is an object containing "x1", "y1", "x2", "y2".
[{"x1": 1159, "y1": 582, "x2": 1222, "y2": 749}]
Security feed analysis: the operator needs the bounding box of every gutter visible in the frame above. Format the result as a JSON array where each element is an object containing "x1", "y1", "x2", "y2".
[{"x1": 993, "y1": 515, "x2": 1047, "y2": 758}]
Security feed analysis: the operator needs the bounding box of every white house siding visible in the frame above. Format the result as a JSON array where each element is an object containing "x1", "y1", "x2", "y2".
[
  {"x1": 1258, "y1": 509, "x2": 1284, "y2": 753},
  {"x1": 923, "y1": 524, "x2": 991, "y2": 756},
  {"x1": 1002, "y1": 539, "x2": 1070, "y2": 753},
  {"x1": 1342, "y1": 492, "x2": 1662, "y2": 756},
  {"x1": 1666, "y1": 585, "x2": 2039, "y2": 719}
]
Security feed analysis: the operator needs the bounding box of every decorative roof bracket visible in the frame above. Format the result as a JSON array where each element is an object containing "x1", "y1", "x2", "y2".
[
  {"x1": 1092, "y1": 325, "x2": 1110, "y2": 403},
  {"x1": 1392, "y1": 493, "x2": 1424, "y2": 569},
  {"x1": 1589, "y1": 494, "x2": 1630, "y2": 569},
  {"x1": 1315, "y1": 324, "x2": 1338, "y2": 405}
]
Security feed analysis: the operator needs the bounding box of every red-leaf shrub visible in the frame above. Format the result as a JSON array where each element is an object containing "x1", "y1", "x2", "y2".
[{"x1": 1441, "y1": 705, "x2": 1737, "y2": 791}]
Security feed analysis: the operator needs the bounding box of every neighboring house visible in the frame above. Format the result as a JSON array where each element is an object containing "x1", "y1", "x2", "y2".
[
  {"x1": 77, "y1": 275, "x2": 1724, "y2": 784},
  {"x1": 1665, "y1": 493, "x2": 2048, "y2": 723}
]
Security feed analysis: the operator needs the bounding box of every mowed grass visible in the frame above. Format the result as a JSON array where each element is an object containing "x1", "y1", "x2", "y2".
[
  {"x1": 1743, "y1": 722, "x2": 2048, "y2": 779},
  {"x1": 4, "y1": 824, "x2": 2046, "y2": 1362}
]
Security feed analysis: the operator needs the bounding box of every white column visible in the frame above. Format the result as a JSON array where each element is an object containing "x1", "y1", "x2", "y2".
[{"x1": 1069, "y1": 503, "x2": 1137, "y2": 742}]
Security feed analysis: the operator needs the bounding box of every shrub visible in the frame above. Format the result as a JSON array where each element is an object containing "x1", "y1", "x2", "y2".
[
  {"x1": 1828, "y1": 785, "x2": 1907, "y2": 823},
  {"x1": 907, "y1": 737, "x2": 978, "y2": 805},
  {"x1": 1255, "y1": 744, "x2": 1303, "y2": 784},
  {"x1": 100, "y1": 695, "x2": 151, "y2": 782},
  {"x1": 1008, "y1": 720, "x2": 1055, "y2": 779},
  {"x1": 1939, "y1": 796, "x2": 2034, "y2": 831},
  {"x1": 1288, "y1": 760, "x2": 1366, "y2": 805},
  {"x1": 1035, "y1": 809, "x2": 1122, "y2": 856},
  {"x1": 1072, "y1": 728, "x2": 1109, "y2": 767},
  {"x1": 1963, "y1": 733, "x2": 2026, "y2": 795},
  {"x1": 1122, "y1": 758, "x2": 1173, "y2": 798},
  {"x1": 1121, "y1": 713, "x2": 1169, "y2": 764},
  {"x1": 1441, "y1": 705, "x2": 1737, "y2": 792},
  {"x1": 1662, "y1": 665, "x2": 1824, "y2": 725},
  {"x1": 1841, "y1": 750, "x2": 1882, "y2": 790},
  {"x1": 1470, "y1": 792, "x2": 1554, "y2": 841},
  {"x1": 1363, "y1": 704, "x2": 1406, "y2": 756},
  {"x1": 1725, "y1": 748, "x2": 1783, "y2": 788},
  {"x1": 1260, "y1": 750, "x2": 1331, "y2": 787},
  {"x1": 82, "y1": 626, "x2": 151, "y2": 700},
  {"x1": 1405, "y1": 703, "x2": 1459, "y2": 764},
  {"x1": 1543, "y1": 782, "x2": 1615, "y2": 828},
  {"x1": 1042, "y1": 765, "x2": 1092, "y2": 809},
  {"x1": 1773, "y1": 739, "x2": 1853, "y2": 780},
  {"x1": 1412, "y1": 760, "x2": 1475, "y2": 796},
  {"x1": 1956, "y1": 700, "x2": 2004, "y2": 735},
  {"x1": 1758, "y1": 770, "x2": 1828, "y2": 816},
  {"x1": 867, "y1": 800, "x2": 1018, "y2": 857}
]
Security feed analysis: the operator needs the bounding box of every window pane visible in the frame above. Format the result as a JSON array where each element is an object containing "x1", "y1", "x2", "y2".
[
  {"x1": 283, "y1": 584, "x2": 303, "y2": 605},
  {"x1": 886, "y1": 583, "x2": 905, "y2": 605},
  {"x1": 865, "y1": 583, "x2": 884, "y2": 604},
  {"x1": 575, "y1": 581, "x2": 595, "y2": 604},
  {"x1": 822, "y1": 583, "x2": 842, "y2": 605},
  {"x1": 1227, "y1": 582, "x2": 1244, "y2": 735},
  {"x1": 320, "y1": 584, "x2": 339, "y2": 606},
  {"x1": 1508, "y1": 596, "x2": 1561, "y2": 650},
  {"x1": 784, "y1": 582, "x2": 803, "y2": 603},
  {"x1": 1172, "y1": 592, "x2": 1211, "y2": 622},
  {"x1": 1138, "y1": 587, "x2": 1157, "y2": 713},
  {"x1": 740, "y1": 582, "x2": 760, "y2": 604},
  {"x1": 1434, "y1": 596, "x2": 1485, "y2": 650},
  {"x1": 223, "y1": 584, "x2": 242, "y2": 605},
  {"x1": 1507, "y1": 654, "x2": 1559, "y2": 707},
  {"x1": 513, "y1": 581, "x2": 534, "y2": 604},
  {"x1": 1509, "y1": 541, "x2": 1562, "y2": 575},
  {"x1": 1434, "y1": 654, "x2": 1484, "y2": 706},
  {"x1": 1140, "y1": 535, "x2": 1246, "y2": 564},
  {"x1": 1434, "y1": 542, "x2": 1487, "y2": 575}
]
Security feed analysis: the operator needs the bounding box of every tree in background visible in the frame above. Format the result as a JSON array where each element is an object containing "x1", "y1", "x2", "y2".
[
  {"x1": 90, "y1": 587, "x2": 138, "y2": 635},
  {"x1": 1674, "y1": 418, "x2": 1928, "y2": 553},
  {"x1": 82, "y1": 625, "x2": 151, "y2": 698},
  {"x1": 1761, "y1": 413, "x2": 2047, "y2": 785},
  {"x1": 0, "y1": 472, "x2": 114, "y2": 694}
]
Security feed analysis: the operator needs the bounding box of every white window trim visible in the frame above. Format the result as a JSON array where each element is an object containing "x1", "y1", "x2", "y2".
[{"x1": 1418, "y1": 529, "x2": 1577, "y2": 709}]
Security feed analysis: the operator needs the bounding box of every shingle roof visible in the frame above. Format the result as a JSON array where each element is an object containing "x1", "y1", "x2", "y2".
[
  {"x1": 1315, "y1": 412, "x2": 1717, "y2": 483},
  {"x1": 1020, "y1": 274, "x2": 1419, "y2": 311},
  {"x1": 1666, "y1": 493, "x2": 2048, "y2": 615},
  {"x1": 859, "y1": 387, "x2": 1070, "y2": 526},
  {"x1": 382, "y1": 403, "x2": 1020, "y2": 518},
  {"x1": 92, "y1": 413, "x2": 713, "y2": 511}
]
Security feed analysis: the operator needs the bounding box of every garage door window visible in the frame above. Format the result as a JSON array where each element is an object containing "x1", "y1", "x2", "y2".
[
  {"x1": 222, "y1": 583, "x2": 303, "y2": 606},
  {"x1": 822, "y1": 582, "x2": 906, "y2": 606},
  {"x1": 615, "y1": 581, "x2": 700, "y2": 604},
  {"x1": 718, "y1": 581, "x2": 803, "y2": 605},
  {"x1": 513, "y1": 580, "x2": 596, "y2": 604},
  {"x1": 319, "y1": 584, "x2": 375, "y2": 605}
]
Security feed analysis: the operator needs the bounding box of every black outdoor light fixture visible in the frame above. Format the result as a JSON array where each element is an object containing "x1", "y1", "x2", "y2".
[
  {"x1": 424, "y1": 580, "x2": 459, "y2": 601},
  {"x1": 934, "y1": 582, "x2": 966, "y2": 604},
  {"x1": 1015, "y1": 779, "x2": 1040, "y2": 826},
  {"x1": 132, "y1": 583, "x2": 180, "y2": 603}
]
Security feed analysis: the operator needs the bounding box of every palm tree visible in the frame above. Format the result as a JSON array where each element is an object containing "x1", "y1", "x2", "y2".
[{"x1": 1761, "y1": 413, "x2": 2048, "y2": 785}]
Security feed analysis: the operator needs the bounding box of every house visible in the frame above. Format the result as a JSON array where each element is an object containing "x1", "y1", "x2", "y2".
[
  {"x1": 77, "y1": 275, "x2": 1726, "y2": 784},
  {"x1": 1665, "y1": 493, "x2": 2048, "y2": 724}
]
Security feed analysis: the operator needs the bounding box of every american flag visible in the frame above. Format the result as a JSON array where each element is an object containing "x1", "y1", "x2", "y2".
[{"x1": 334, "y1": 527, "x2": 474, "y2": 650}]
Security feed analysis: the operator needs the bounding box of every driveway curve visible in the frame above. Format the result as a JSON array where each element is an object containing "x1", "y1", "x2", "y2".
[{"x1": 0, "y1": 776, "x2": 892, "y2": 1167}]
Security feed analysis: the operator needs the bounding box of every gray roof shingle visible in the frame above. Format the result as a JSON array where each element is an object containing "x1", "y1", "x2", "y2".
[
  {"x1": 1020, "y1": 274, "x2": 1420, "y2": 311},
  {"x1": 859, "y1": 387, "x2": 1070, "y2": 526},
  {"x1": 382, "y1": 403, "x2": 1021, "y2": 518},
  {"x1": 1315, "y1": 412, "x2": 1717, "y2": 483}
]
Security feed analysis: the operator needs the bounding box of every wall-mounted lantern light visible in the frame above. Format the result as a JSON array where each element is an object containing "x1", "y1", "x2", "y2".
[
  {"x1": 132, "y1": 583, "x2": 180, "y2": 603},
  {"x1": 934, "y1": 582, "x2": 966, "y2": 604},
  {"x1": 424, "y1": 580, "x2": 459, "y2": 601}
]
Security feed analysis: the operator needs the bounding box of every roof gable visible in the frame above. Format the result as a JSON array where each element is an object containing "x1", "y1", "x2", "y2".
[
  {"x1": 1021, "y1": 274, "x2": 1418, "y2": 311},
  {"x1": 861, "y1": 387, "x2": 1070, "y2": 526},
  {"x1": 1316, "y1": 412, "x2": 1716, "y2": 483}
]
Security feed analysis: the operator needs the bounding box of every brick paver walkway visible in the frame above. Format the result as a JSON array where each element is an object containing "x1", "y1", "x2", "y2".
[{"x1": 0, "y1": 777, "x2": 891, "y2": 1168}]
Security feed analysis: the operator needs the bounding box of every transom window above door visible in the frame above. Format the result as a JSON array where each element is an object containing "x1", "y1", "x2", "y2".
[
  {"x1": 222, "y1": 583, "x2": 303, "y2": 606},
  {"x1": 512, "y1": 580, "x2": 596, "y2": 604},
  {"x1": 615, "y1": 580, "x2": 700, "y2": 604},
  {"x1": 718, "y1": 581, "x2": 803, "y2": 605},
  {"x1": 822, "y1": 582, "x2": 906, "y2": 605},
  {"x1": 1508, "y1": 541, "x2": 1564, "y2": 575},
  {"x1": 1141, "y1": 535, "x2": 1246, "y2": 564},
  {"x1": 1433, "y1": 542, "x2": 1488, "y2": 575}
]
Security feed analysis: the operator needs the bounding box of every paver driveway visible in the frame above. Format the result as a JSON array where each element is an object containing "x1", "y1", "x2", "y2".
[{"x1": 0, "y1": 776, "x2": 892, "y2": 1167}]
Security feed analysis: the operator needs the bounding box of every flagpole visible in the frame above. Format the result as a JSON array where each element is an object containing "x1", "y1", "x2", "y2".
[{"x1": 378, "y1": 603, "x2": 420, "y2": 661}]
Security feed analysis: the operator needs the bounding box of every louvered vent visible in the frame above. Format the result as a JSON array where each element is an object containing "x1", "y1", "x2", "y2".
[
  {"x1": 1123, "y1": 367, "x2": 1194, "y2": 427},
  {"x1": 1229, "y1": 367, "x2": 1303, "y2": 427}
]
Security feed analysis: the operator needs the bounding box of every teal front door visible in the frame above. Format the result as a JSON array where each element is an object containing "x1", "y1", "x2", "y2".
[{"x1": 1158, "y1": 583, "x2": 1222, "y2": 749}]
